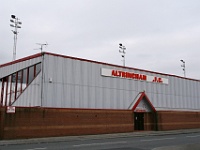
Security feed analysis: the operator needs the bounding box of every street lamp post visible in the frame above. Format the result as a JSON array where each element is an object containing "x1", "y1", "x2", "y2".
[
  {"x1": 180, "y1": 60, "x2": 186, "y2": 77},
  {"x1": 119, "y1": 43, "x2": 126, "y2": 66},
  {"x1": 10, "y1": 15, "x2": 22, "y2": 61}
]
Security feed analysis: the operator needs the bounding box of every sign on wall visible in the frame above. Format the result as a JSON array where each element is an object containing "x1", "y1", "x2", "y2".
[
  {"x1": 101, "y1": 68, "x2": 168, "y2": 84},
  {"x1": 6, "y1": 106, "x2": 16, "y2": 113}
]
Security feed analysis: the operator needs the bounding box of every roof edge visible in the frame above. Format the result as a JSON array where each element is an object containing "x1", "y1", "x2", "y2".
[
  {"x1": 44, "y1": 52, "x2": 200, "y2": 82},
  {"x1": 0, "y1": 53, "x2": 42, "y2": 68},
  {"x1": 132, "y1": 92, "x2": 156, "y2": 112},
  {"x1": 1, "y1": 52, "x2": 199, "y2": 82}
]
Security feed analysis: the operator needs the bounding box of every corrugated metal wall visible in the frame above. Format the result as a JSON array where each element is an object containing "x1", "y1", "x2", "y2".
[
  {"x1": 0, "y1": 57, "x2": 41, "y2": 78},
  {"x1": 0, "y1": 56, "x2": 42, "y2": 107},
  {"x1": 41, "y1": 54, "x2": 200, "y2": 111},
  {"x1": 1, "y1": 53, "x2": 199, "y2": 110},
  {"x1": 13, "y1": 74, "x2": 41, "y2": 107}
]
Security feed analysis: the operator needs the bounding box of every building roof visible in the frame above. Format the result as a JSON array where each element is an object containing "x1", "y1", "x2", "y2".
[{"x1": 0, "y1": 52, "x2": 199, "y2": 82}]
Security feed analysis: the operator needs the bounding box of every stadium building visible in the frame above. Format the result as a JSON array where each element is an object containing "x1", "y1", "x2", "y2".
[{"x1": 0, "y1": 52, "x2": 200, "y2": 139}]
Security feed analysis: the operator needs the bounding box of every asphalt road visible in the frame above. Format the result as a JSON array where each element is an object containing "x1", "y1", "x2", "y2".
[{"x1": 0, "y1": 132, "x2": 200, "y2": 150}]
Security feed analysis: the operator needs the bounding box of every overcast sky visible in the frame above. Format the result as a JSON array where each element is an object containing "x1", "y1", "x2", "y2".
[{"x1": 1, "y1": 0, "x2": 200, "y2": 79}]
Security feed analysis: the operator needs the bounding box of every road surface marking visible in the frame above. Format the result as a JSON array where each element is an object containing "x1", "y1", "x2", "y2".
[
  {"x1": 186, "y1": 135, "x2": 200, "y2": 138},
  {"x1": 26, "y1": 148, "x2": 46, "y2": 150},
  {"x1": 141, "y1": 137, "x2": 176, "y2": 142},
  {"x1": 73, "y1": 141, "x2": 127, "y2": 147}
]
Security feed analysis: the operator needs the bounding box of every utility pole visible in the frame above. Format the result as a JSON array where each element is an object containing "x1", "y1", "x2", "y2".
[{"x1": 35, "y1": 43, "x2": 48, "y2": 107}]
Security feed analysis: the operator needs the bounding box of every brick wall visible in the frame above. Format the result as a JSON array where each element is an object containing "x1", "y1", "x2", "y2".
[
  {"x1": 0, "y1": 108, "x2": 4, "y2": 139},
  {"x1": 157, "y1": 111, "x2": 200, "y2": 130},
  {"x1": 144, "y1": 112, "x2": 157, "y2": 131},
  {"x1": 1, "y1": 107, "x2": 200, "y2": 140},
  {"x1": 0, "y1": 107, "x2": 134, "y2": 139}
]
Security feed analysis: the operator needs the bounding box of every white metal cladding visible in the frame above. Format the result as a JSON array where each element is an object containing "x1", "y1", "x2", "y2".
[
  {"x1": 0, "y1": 56, "x2": 41, "y2": 78},
  {"x1": 1, "y1": 53, "x2": 200, "y2": 111},
  {"x1": 12, "y1": 73, "x2": 41, "y2": 107},
  {"x1": 0, "y1": 55, "x2": 42, "y2": 107},
  {"x1": 39, "y1": 54, "x2": 200, "y2": 111}
]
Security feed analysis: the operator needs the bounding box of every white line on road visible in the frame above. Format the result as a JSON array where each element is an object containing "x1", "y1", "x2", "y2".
[
  {"x1": 73, "y1": 141, "x2": 127, "y2": 147},
  {"x1": 26, "y1": 148, "x2": 47, "y2": 150},
  {"x1": 141, "y1": 137, "x2": 176, "y2": 142},
  {"x1": 186, "y1": 135, "x2": 200, "y2": 138}
]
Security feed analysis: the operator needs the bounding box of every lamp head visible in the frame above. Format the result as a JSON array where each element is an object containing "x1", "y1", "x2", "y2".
[{"x1": 11, "y1": 15, "x2": 16, "y2": 19}]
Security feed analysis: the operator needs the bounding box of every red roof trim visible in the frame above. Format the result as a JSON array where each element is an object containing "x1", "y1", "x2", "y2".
[
  {"x1": 132, "y1": 92, "x2": 156, "y2": 112},
  {"x1": 44, "y1": 52, "x2": 200, "y2": 82},
  {"x1": 1, "y1": 52, "x2": 199, "y2": 82},
  {"x1": 0, "y1": 53, "x2": 42, "y2": 68},
  {"x1": 132, "y1": 92, "x2": 145, "y2": 111}
]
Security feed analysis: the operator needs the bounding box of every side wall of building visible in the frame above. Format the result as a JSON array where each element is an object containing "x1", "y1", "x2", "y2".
[
  {"x1": 13, "y1": 74, "x2": 41, "y2": 107},
  {"x1": 42, "y1": 54, "x2": 200, "y2": 111},
  {"x1": 0, "y1": 55, "x2": 41, "y2": 79},
  {"x1": 0, "y1": 107, "x2": 200, "y2": 140},
  {"x1": 0, "y1": 55, "x2": 42, "y2": 107},
  {"x1": 1, "y1": 53, "x2": 200, "y2": 111},
  {"x1": 157, "y1": 111, "x2": 200, "y2": 130},
  {"x1": 0, "y1": 108, "x2": 4, "y2": 139},
  {"x1": 0, "y1": 107, "x2": 134, "y2": 140}
]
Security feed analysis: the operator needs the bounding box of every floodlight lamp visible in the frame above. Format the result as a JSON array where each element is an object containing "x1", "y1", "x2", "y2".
[
  {"x1": 10, "y1": 24, "x2": 15, "y2": 27},
  {"x1": 11, "y1": 15, "x2": 16, "y2": 19},
  {"x1": 119, "y1": 43, "x2": 122, "y2": 46},
  {"x1": 12, "y1": 30, "x2": 17, "y2": 34},
  {"x1": 10, "y1": 19, "x2": 14, "y2": 23}
]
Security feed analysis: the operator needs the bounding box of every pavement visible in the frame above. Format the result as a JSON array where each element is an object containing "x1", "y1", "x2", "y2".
[
  {"x1": 153, "y1": 143, "x2": 200, "y2": 150},
  {"x1": 0, "y1": 128, "x2": 200, "y2": 147}
]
